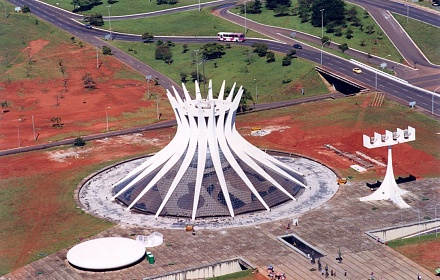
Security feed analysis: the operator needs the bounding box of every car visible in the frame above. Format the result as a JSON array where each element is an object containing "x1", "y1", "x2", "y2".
[
  {"x1": 432, "y1": 2, "x2": 439, "y2": 6},
  {"x1": 352, "y1": 67, "x2": 362, "y2": 74},
  {"x1": 293, "y1": 44, "x2": 302, "y2": 49},
  {"x1": 85, "y1": 24, "x2": 92, "y2": 29}
]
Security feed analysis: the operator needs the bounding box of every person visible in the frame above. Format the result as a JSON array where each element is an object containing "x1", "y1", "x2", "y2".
[
  {"x1": 318, "y1": 258, "x2": 322, "y2": 271},
  {"x1": 334, "y1": 271, "x2": 336, "y2": 277},
  {"x1": 325, "y1": 264, "x2": 328, "y2": 272},
  {"x1": 321, "y1": 268, "x2": 324, "y2": 276},
  {"x1": 331, "y1": 269, "x2": 334, "y2": 276},
  {"x1": 418, "y1": 274, "x2": 422, "y2": 280},
  {"x1": 268, "y1": 271, "x2": 274, "y2": 279},
  {"x1": 267, "y1": 265, "x2": 274, "y2": 273},
  {"x1": 344, "y1": 269, "x2": 347, "y2": 276},
  {"x1": 370, "y1": 272, "x2": 375, "y2": 280}
]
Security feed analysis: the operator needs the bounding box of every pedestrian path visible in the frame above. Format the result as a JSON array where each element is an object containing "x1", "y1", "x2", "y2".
[
  {"x1": 4, "y1": 172, "x2": 437, "y2": 279},
  {"x1": 77, "y1": 155, "x2": 338, "y2": 229}
]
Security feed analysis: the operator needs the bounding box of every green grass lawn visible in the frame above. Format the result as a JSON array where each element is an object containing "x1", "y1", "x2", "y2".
[
  {"x1": 0, "y1": 13, "x2": 72, "y2": 82},
  {"x1": 232, "y1": 1, "x2": 404, "y2": 62},
  {"x1": 393, "y1": 13, "x2": 440, "y2": 65},
  {"x1": 111, "y1": 41, "x2": 329, "y2": 101},
  {"x1": 38, "y1": 0, "x2": 214, "y2": 15},
  {"x1": 101, "y1": 8, "x2": 264, "y2": 38},
  {"x1": 387, "y1": 232, "x2": 440, "y2": 248},
  {"x1": 0, "y1": 159, "x2": 115, "y2": 275}
]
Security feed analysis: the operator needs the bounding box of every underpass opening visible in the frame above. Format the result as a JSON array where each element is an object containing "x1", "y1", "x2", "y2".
[{"x1": 316, "y1": 66, "x2": 368, "y2": 95}]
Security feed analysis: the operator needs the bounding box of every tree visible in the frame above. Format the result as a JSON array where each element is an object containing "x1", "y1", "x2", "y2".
[
  {"x1": 345, "y1": 6, "x2": 358, "y2": 22},
  {"x1": 297, "y1": 0, "x2": 312, "y2": 22},
  {"x1": 252, "y1": 43, "x2": 268, "y2": 57},
  {"x1": 88, "y1": 13, "x2": 104, "y2": 26},
  {"x1": 22, "y1": 5, "x2": 31, "y2": 13},
  {"x1": 190, "y1": 70, "x2": 203, "y2": 83},
  {"x1": 201, "y1": 43, "x2": 225, "y2": 59},
  {"x1": 266, "y1": 51, "x2": 275, "y2": 63},
  {"x1": 51, "y1": 117, "x2": 63, "y2": 128},
  {"x1": 142, "y1": 32, "x2": 154, "y2": 42},
  {"x1": 102, "y1": 46, "x2": 112, "y2": 55},
  {"x1": 282, "y1": 54, "x2": 292, "y2": 66},
  {"x1": 155, "y1": 44, "x2": 173, "y2": 64},
  {"x1": 180, "y1": 72, "x2": 188, "y2": 83},
  {"x1": 366, "y1": 24, "x2": 374, "y2": 35},
  {"x1": 73, "y1": 136, "x2": 86, "y2": 146},
  {"x1": 224, "y1": 86, "x2": 252, "y2": 112},
  {"x1": 334, "y1": 26, "x2": 343, "y2": 37},
  {"x1": 157, "y1": 0, "x2": 179, "y2": 4},
  {"x1": 1, "y1": 100, "x2": 8, "y2": 114},
  {"x1": 321, "y1": 36, "x2": 331, "y2": 46},
  {"x1": 265, "y1": 0, "x2": 291, "y2": 10},
  {"x1": 325, "y1": 21, "x2": 337, "y2": 33},
  {"x1": 287, "y1": 49, "x2": 297, "y2": 57},
  {"x1": 72, "y1": 0, "x2": 101, "y2": 11},
  {"x1": 250, "y1": 0, "x2": 262, "y2": 14},
  {"x1": 345, "y1": 28, "x2": 353, "y2": 39},
  {"x1": 274, "y1": 5, "x2": 289, "y2": 16},
  {"x1": 311, "y1": 0, "x2": 345, "y2": 27},
  {"x1": 338, "y1": 43, "x2": 349, "y2": 53},
  {"x1": 82, "y1": 73, "x2": 96, "y2": 89}
]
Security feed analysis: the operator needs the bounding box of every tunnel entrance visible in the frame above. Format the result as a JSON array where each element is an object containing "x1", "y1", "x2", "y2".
[{"x1": 316, "y1": 66, "x2": 368, "y2": 95}]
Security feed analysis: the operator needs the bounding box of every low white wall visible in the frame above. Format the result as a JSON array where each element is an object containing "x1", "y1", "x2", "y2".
[
  {"x1": 143, "y1": 258, "x2": 253, "y2": 280},
  {"x1": 366, "y1": 219, "x2": 440, "y2": 242}
]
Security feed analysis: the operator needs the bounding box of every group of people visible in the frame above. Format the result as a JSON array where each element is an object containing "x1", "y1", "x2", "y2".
[
  {"x1": 317, "y1": 260, "x2": 347, "y2": 278},
  {"x1": 267, "y1": 265, "x2": 286, "y2": 280}
]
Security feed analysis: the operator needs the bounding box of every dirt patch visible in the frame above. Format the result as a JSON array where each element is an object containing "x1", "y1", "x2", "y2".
[
  {"x1": 0, "y1": 40, "x2": 169, "y2": 151},
  {"x1": 1, "y1": 39, "x2": 439, "y2": 274},
  {"x1": 392, "y1": 239, "x2": 440, "y2": 273}
]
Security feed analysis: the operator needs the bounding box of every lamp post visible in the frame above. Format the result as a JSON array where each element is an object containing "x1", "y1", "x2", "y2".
[
  {"x1": 32, "y1": 115, "x2": 36, "y2": 140},
  {"x1": 244, "y1": 0, "x2": 247, "y2": 35},
  {"x1": 106, "y1": 5, "x2": 112, "y2": 39},
  {"x1": 96, "y1": 45, "x2": 99, "y2": 69},
  {"x1": 194, "y1": 49, "x2": 199, "y2": 83},
  {"x1": 406, "y1": 4, "x2": 409, "y2": 24},
  {"x1": 17, "y1": 122, "x2": 20, "y2": 147},
  {"x1": 433, "y1": 85, "x2": 440, "y2": 115},
  {"x1": 320, "y1": 9, "x2": 324, "y2": 39},
  {"x1": 320, "y1": 40, "x2": 329, "y2": 65},
  {"x1": 146, "y1": 75, "x2": 152, "y2": 98},
  {"x1": 254, "y1": 78, "x2": 258, "y2": 104},
  {"x1": 106, "y1": 107, "x2": 110, "y2": 132}
]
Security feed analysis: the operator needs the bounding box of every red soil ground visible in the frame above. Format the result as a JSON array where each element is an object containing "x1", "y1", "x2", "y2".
[{"x1": 0, "y1": 40, "x2": 439, "y2": 274}]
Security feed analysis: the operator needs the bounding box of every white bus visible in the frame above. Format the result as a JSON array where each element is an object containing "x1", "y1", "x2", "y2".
[{"x1": 217, "y1": 32, "x2": 245, "y2": 42}]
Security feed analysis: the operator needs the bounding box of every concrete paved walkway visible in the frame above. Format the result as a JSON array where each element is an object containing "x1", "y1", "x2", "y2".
[
  {"x1": 3, "y1": 175, "x2": 438, "y2": 279},
  {"x1": 77, "y1": 155, "x2": 338, "y2": 229}
]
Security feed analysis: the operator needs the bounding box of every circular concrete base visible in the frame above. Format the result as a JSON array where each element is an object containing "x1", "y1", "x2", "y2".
[
  {"x1": 67, "y1": 237, "x2": 145, "y2": 270},
  {"x1": 77, "y1": 155, "x2": 339, "y2": 229}
]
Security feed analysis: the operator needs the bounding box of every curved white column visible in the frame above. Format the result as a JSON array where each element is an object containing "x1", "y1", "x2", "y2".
[{"x1": 112, "y1": 80, "x2": 306, "y2": 220}]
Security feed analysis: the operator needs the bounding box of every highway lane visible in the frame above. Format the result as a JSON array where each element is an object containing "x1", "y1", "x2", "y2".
[
  {"x1": 1, "y1": 0, "x2": 439, "y2": 157},
  {"x1": 351, "y1": 0, "x2": 440, "y2": 28},
  {"x1": 6, "y1": 0, "x2": 440, "y2": 116},
  {"x1": 348, "y1": 0, "x2": 440, "y2": 72}
]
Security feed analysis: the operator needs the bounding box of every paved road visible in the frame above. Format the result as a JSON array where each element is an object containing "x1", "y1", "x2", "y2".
[
  {"x1": 2, "y1": 0, "x2": 439, "y2": 158},
  {"x1": 3, "y1": 178, "x2": 438, "y2": 279},
  {"x1": 348, "y1": 0, "x2": 440, "y2": 89}
]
